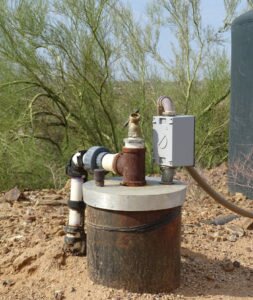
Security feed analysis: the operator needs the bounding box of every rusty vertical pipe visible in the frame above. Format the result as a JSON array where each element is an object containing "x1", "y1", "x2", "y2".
[{"x1": 113, "y1": 148, "x2": 146, "y2": 186}]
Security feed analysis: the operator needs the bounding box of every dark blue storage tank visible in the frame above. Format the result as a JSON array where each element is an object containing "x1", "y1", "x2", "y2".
[{"x1": 229, "y1": 10, "x2": 253, "y2": 198}]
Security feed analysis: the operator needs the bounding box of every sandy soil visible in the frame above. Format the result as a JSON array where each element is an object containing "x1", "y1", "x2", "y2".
[{"x1": 0, "y1": 164, "x2": 253, "y2": 300}]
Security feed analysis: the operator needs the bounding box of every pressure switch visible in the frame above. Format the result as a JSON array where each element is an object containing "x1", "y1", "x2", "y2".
[{"x1": 153, "y1": 115, "x2": 195, "y2": 167}]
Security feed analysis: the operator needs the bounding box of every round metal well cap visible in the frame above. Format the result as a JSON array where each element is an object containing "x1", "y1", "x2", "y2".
[{"x1": 83, "y1": 177, "x2": 186, "y2": 211}]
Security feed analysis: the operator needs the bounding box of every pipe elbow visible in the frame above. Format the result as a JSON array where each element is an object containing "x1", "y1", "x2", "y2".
[
  {"x1": 66, "y1": 150, "x2": 88, "y2": 179},
  {"x1": 157, "y1": 96, "x2": 176, "y2": 116}
]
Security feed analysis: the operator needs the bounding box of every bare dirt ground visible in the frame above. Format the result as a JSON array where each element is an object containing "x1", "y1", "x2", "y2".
[{"x1": 0, "y1": 164, "x2": 253, "y2": 300}]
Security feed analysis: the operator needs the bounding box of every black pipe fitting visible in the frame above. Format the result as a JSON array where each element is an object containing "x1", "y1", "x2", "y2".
[
  {"x1": 64, "y1": 233, "x2": 86, "y2": 256},
  {"x1": 67, "y1": 200, "x2": 86, "y2": 211},
  {"x1": 64, "y1": 223, "x2": 86, "y2": 256},
  {"x1": 64, "y1": 235, "x2": 84, "y2": 244},
  {"x1": 64, "y1": 225, "x2": 85, "y2": 234},
  {"x1": 66, "y1": 150, "x2": 88, "y2": 180}
]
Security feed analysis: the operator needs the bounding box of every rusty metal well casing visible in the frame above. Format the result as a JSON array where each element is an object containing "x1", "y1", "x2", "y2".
[
  {"x1": 84, "y1": 178, "x2": 186, "y2": 293},
  {"x1": 86, "y1": 205, "x2": 181, "y2": 293},
  {"x1": 113, "y1": 147, "x2": 146, "y2": 186}
]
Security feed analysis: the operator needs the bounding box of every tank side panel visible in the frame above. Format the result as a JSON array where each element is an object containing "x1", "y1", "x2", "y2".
[{"x1": 229, "y1": 11, "x2": 253, "y2": 198}]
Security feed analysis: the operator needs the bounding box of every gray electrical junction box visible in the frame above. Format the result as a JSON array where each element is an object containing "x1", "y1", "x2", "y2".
[{"x1": 153, "y1": 115, "x2": 195, "y2": 167}]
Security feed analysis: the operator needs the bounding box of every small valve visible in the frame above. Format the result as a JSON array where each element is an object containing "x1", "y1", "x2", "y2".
[
  {"x1": 123, "y1": 109, "x2": 139, "y2": 128},
  {"x1": 123, "y1": 109, "x2": 142, "y2": 138}
]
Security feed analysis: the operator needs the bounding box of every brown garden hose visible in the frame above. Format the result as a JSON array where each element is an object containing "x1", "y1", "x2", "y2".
[{"x1": 186, "y1": 166, "x2": 253, "y2": 219}]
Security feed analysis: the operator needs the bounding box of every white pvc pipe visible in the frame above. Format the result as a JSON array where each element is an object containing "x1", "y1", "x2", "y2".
[
  {"x1": 124, "y1": 138, "x2": 145, "y2": 149},
  {"x1": 70, "y1": 177, "x2": 83, "y2": 200},
  {"x1": 69, "y1": 177, "x2": 84, "y2": 226},
  {"x1": 102, "y1": 153, "x2": 117, "y2": 173},
  {"x1": 69, "y1": 209, "x2": 81, "y2": 226}
]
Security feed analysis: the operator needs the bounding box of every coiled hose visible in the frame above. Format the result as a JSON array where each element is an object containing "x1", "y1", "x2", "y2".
[{"x1": 186, "y1": 166, "x2": 253, "y2": 219}]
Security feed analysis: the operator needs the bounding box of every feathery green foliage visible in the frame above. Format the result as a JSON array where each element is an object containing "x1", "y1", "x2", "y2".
[{"x1": 0, "y1": 0, "x2": 244, "y2": 190}]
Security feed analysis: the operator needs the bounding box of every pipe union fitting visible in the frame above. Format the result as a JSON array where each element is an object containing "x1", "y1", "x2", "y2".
[{"x1": 83, "y1": 146, "x2": 110, "y2": 172}]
